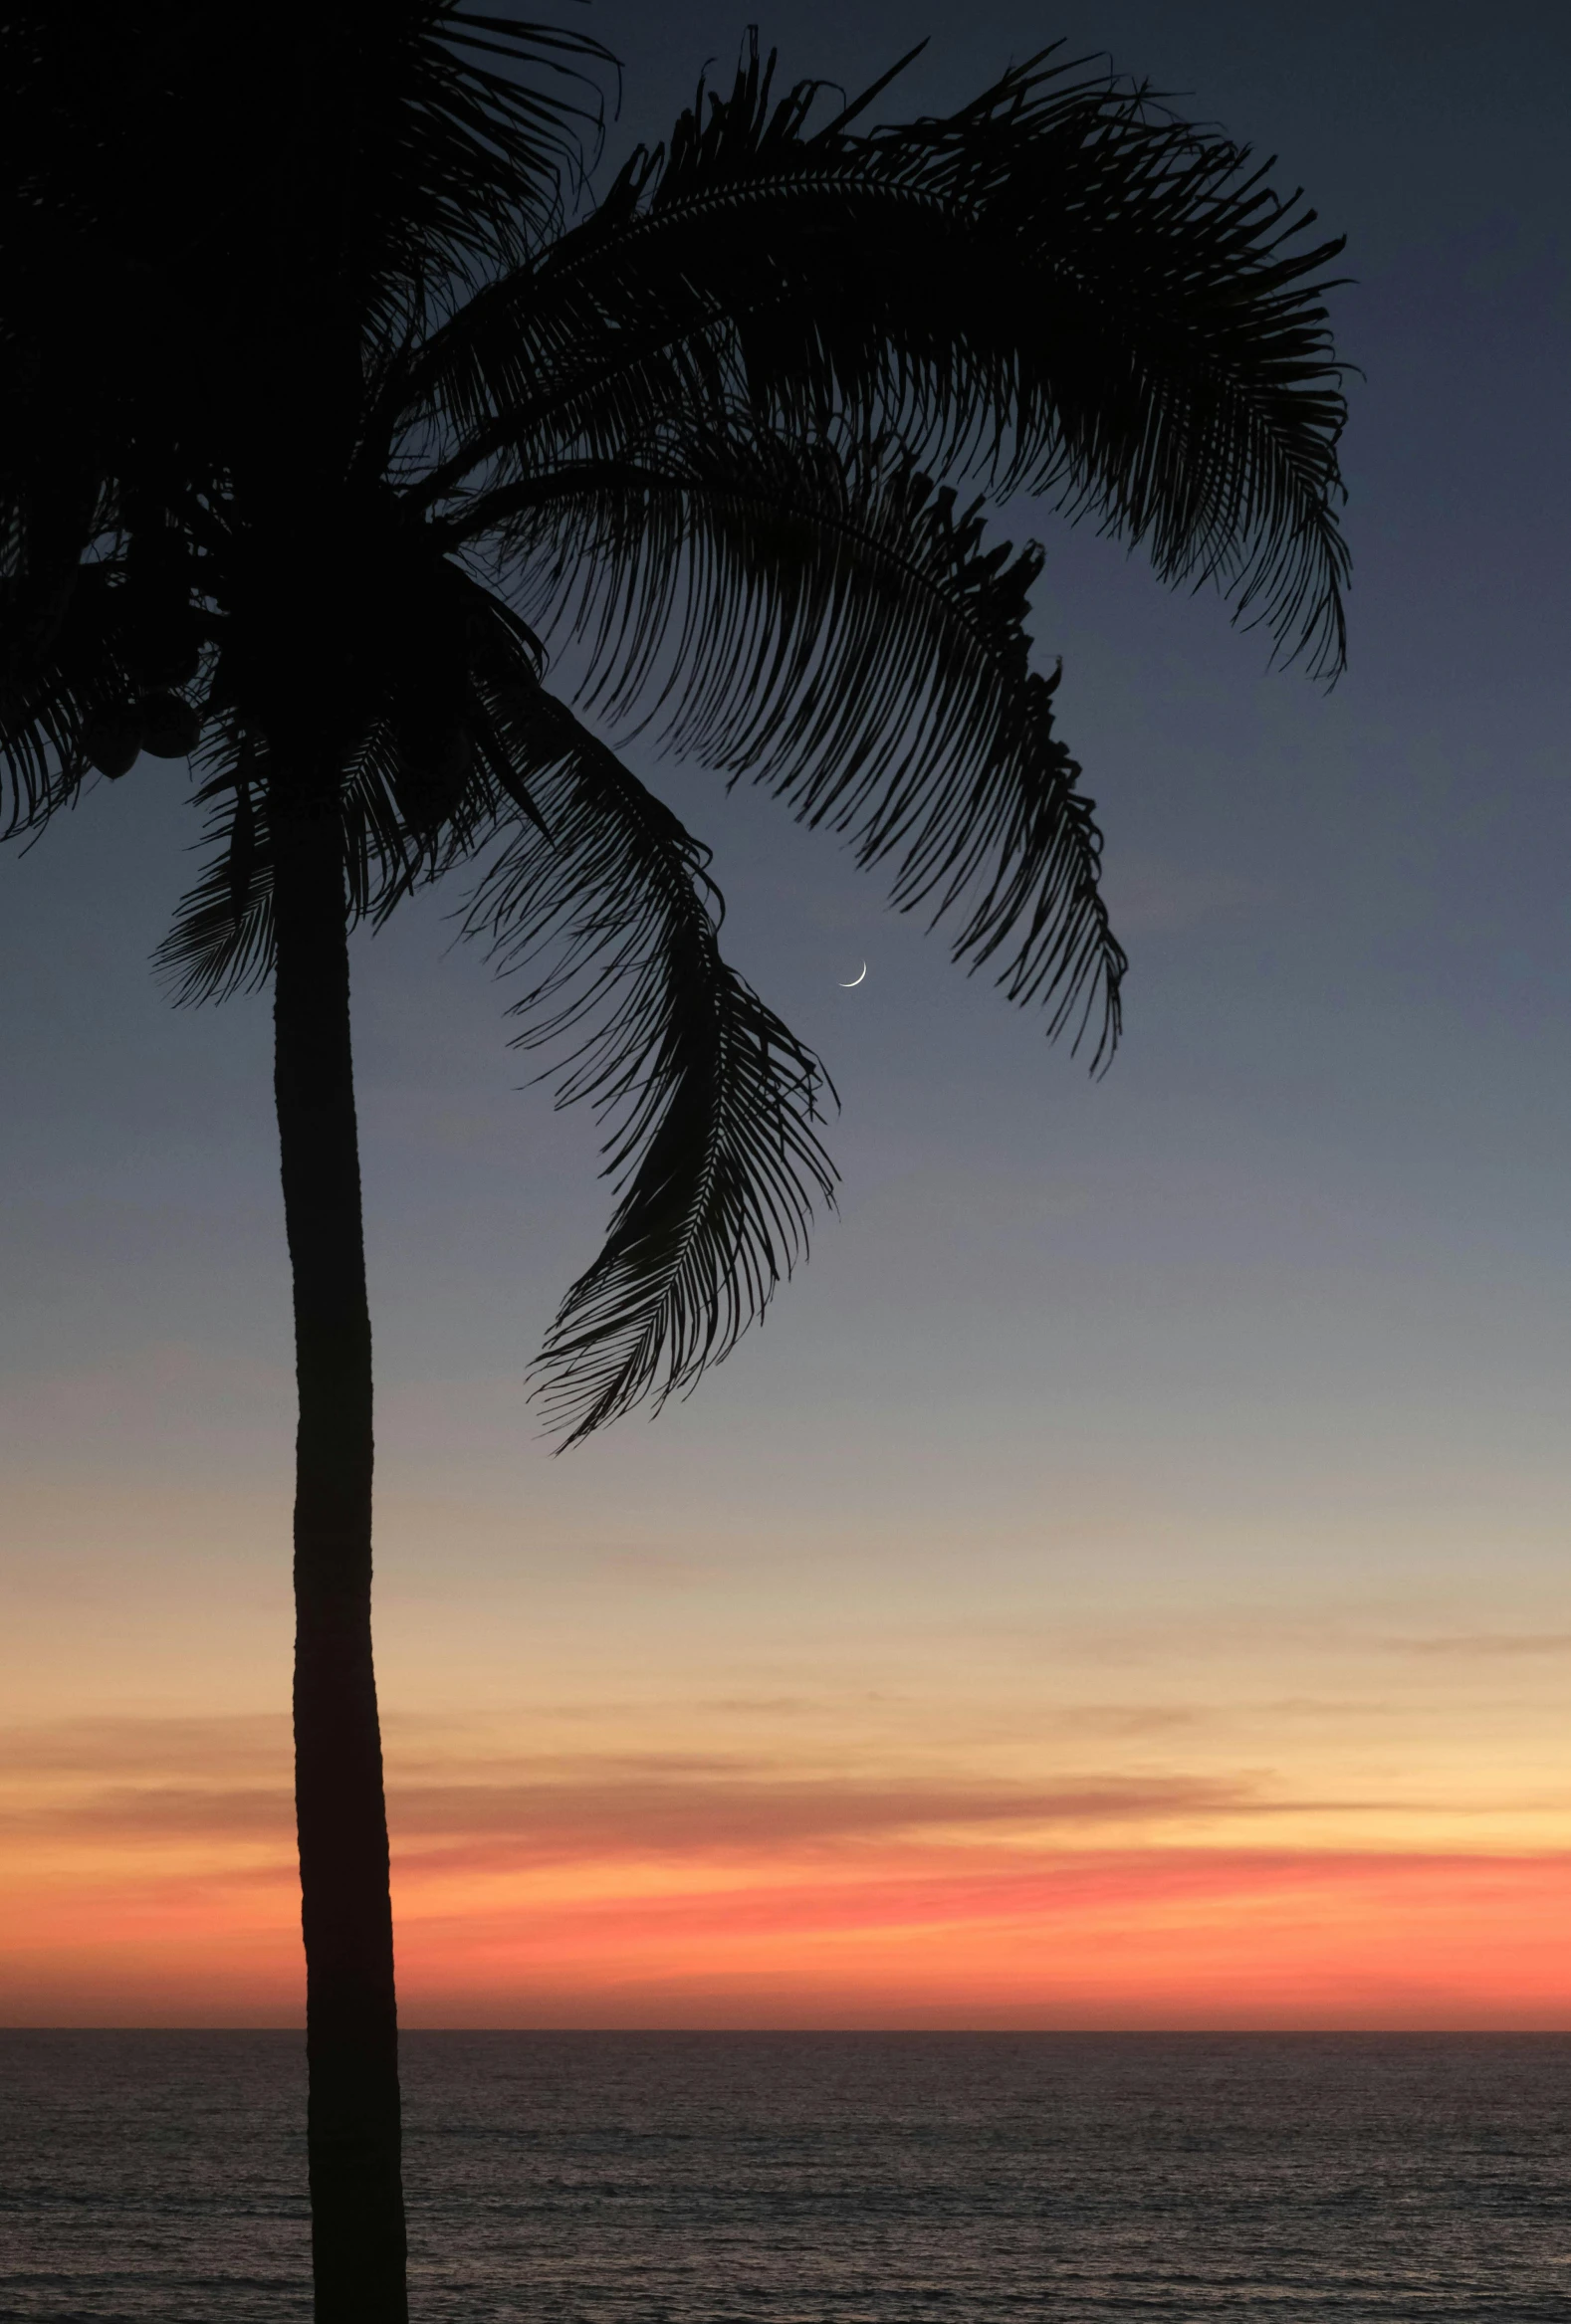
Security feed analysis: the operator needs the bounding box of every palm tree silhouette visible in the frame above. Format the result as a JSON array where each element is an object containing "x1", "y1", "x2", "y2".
[{"x1": 1, "y1": 8, "x2": 1348, "y2": 2315}]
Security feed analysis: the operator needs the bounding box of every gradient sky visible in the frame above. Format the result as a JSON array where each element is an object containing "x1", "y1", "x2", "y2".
[{"x1": 4, "y1": 0, "x2": 1570, "y2": 2028}]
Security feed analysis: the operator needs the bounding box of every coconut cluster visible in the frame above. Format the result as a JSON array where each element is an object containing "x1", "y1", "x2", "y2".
[
  {"x1": 83, "y1": 691, "x2": 201, "y2": 778},
  {"x1": 82, "y1": 535, "x2": 207, "y2": 779}
]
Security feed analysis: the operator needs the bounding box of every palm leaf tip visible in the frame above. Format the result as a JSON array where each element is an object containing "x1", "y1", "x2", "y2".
[
  {"x1": 532, "y1": 963, "x2": 838, "y2": 1450},
  {"x1": 464, "y1": 687, "x2": 838, "y2": 1449}
]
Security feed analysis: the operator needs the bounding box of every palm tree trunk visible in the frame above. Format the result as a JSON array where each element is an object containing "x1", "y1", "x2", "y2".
[{"x1": 272, "y1": 798, "x2": 409, "y2": 2323}]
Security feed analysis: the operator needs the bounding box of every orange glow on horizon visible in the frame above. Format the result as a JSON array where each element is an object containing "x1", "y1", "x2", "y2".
[
  {"x1": 6, "y1": 1701, "x2": 1567, "y2": 2032},
  {"x1": 6, "y1": 1829, "x2": 1568, "y2": 2029}
]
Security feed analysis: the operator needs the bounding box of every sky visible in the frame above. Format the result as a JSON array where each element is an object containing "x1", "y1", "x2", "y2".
[{"x1": 3, "y1": 0, "x2": 1570, "y2": 2029}]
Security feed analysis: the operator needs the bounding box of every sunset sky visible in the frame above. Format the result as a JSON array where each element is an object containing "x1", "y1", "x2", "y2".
[{"x1": 3, "y1": 0, "x2": 1569, "y2": 2028}]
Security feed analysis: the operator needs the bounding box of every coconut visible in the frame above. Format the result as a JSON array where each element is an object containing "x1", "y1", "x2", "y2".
[
  {"x1": 138, "y1": 692, "x2": 202, "y2": 759},
  {"x1": 82, "y1": 705, "x2": 143, "y2": 779}
]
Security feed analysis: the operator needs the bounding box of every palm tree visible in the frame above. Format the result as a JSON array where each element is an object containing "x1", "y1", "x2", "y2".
[{"x1": 1, "y1": 7, "x2": 1348, "y2": 2315}]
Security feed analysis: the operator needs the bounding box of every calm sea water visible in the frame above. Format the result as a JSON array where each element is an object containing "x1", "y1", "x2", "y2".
[{"x1": 1, "y1": 2032, "x2": 1567, "y2": 2320}]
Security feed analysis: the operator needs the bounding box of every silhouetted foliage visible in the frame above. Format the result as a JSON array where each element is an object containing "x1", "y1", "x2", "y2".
[{"x1": 1, "y1": 9, "x2": 1350, "y2": 1431}]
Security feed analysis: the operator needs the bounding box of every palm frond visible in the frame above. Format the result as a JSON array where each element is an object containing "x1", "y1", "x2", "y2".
[
  {"x1": 346, "y1": 5, "x2": 615, "y2": 325},
  {"x1": 467, "y1": 684, "x2": 837, "y2": 1446},
  {"x1": 0, "y1": 555, "x2": 140, "y2": 834},
  {"x1": 451, "y1": 428, "x2": 1124, "y2": 1064},
  {"x1": 154, "y1": 745, "x2": 278, "y2": 1003},
  {"x1": 410, "y1": 38, "x2": 1348, "y2": 674},
  {"x1": 0, "y1": 660, "x2": 88, "y2": 836}
]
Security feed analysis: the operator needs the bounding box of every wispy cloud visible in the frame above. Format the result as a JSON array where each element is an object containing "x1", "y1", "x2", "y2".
[
  {"x1": 1387, "y1": 1632, "x2": 1571, "y2": 1658},
  {"x1": 0, "y1": 1714, "x2": 290, "y2": 1779},
  {"x1": 592, "y1": 1550, "x2": 718, "y2": 1588},
  {"x1": 390, "y1": 1768, "x2": 1269, "y2": 1858},
  {"x1": 0, "y1": 1713, "x2": 1398, "y2": 1864}
]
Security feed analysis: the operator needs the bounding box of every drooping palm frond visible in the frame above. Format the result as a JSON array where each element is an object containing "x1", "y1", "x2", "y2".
[
  {"x1": 0, "y1": 638, "x2": 98, "y2": 836},
  {"x1": 412, "y1": 37, "x2": 1348, "y2": 674},
  {"x1": 154, "y1": 749, "x2": 278, "y2": 1004},
  {"x1": 467, "y1": 683, "x2": 836, "y2": 1446},
  {"x1": 0, "y1": 550, "x2": 175, "y2": 833},
  {"x1": 450, "y1": 426, "x2": 1123, "y2": 1063}
]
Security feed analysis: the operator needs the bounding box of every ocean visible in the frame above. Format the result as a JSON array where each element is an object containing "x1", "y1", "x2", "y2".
[{"x1": 1, "y1": 2032, "x2": 1567, "y2": 2319}]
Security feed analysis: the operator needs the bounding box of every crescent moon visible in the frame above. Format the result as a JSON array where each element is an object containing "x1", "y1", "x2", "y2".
[{"x1": 839, "y1": 961, "x2": 868, "y2": 987}]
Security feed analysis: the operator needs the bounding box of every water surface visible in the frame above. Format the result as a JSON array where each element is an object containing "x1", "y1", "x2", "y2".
[{"x1": 2, "y1": 2031, "x2": 1566, "y2": 2318}]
